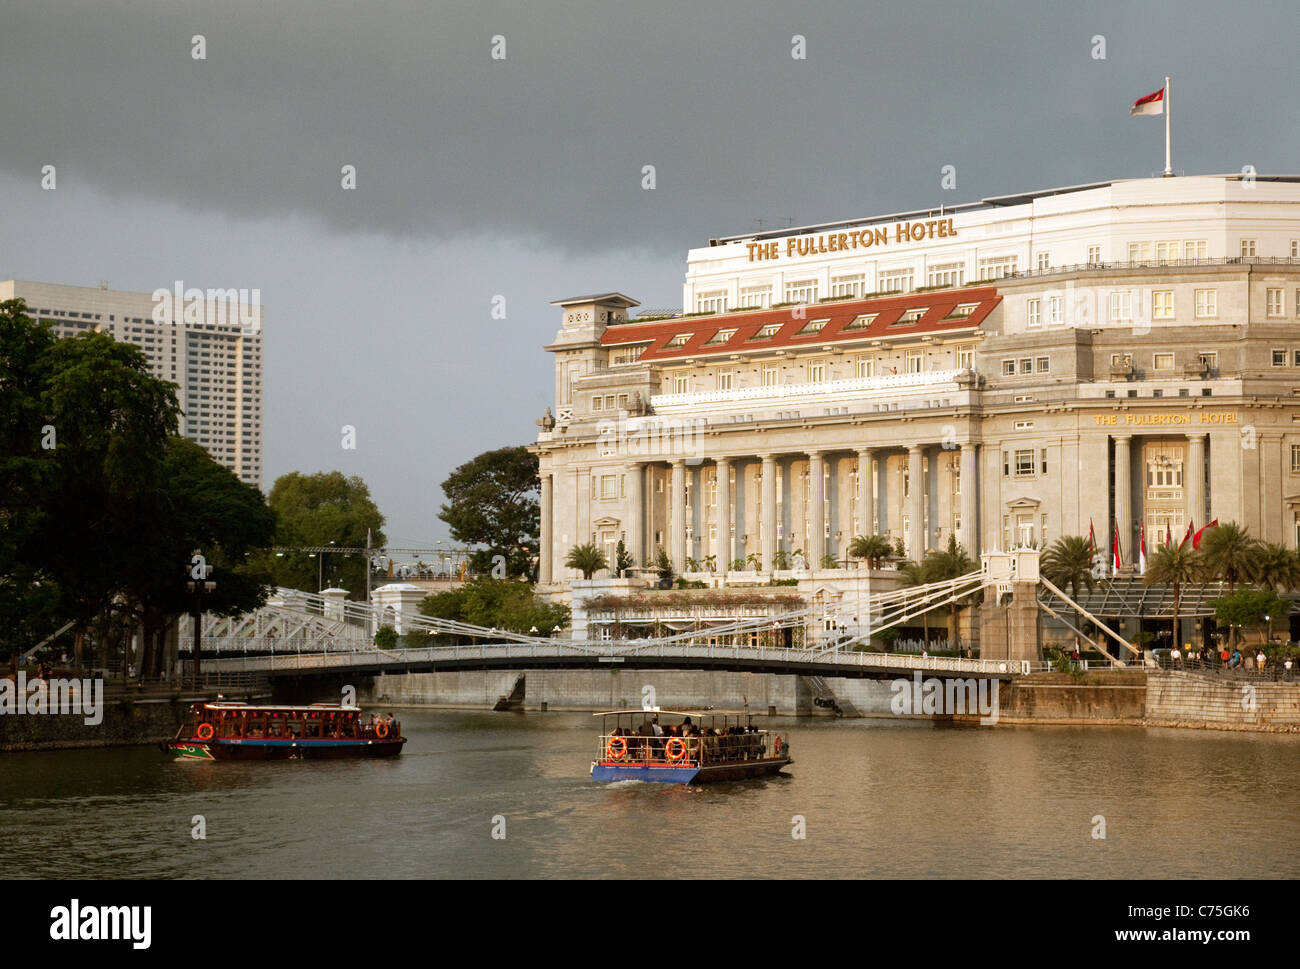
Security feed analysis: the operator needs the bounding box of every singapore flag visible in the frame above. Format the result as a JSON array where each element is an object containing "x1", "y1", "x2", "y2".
[{"x1": 1131, "y1": 88, "x2": 1164, "y2": 116}]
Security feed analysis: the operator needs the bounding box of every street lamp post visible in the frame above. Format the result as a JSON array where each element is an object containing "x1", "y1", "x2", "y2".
[{"x1": 186, "y1": 551, "x2": 215, "y2": 688}]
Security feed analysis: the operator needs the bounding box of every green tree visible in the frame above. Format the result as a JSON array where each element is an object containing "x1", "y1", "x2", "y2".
[
  {"x1": 1041, "y1": 535, "x2": 1096, "y2": 599},
  {"x1": 1144, "y1": 544, "x2": 1205, "y2": 648},
  {"x1": 848, "y1": 534, "x2": 892, "y2": 570},
  {"x1": 438, "y1": 446, "x2": 539, "y2": 578},
  {"x1": 654, "y1": 548, "x2": 675, "y2": 586},
  {"x1": 898, "y1": 536, "x2": 979, "y2": 647},
  {"x1": 259, "y1": 471, "x2": 386, "y2": 597},
  {"x1": 418, "y1": 578, "x2": 569, "y2": 639},
  {"x1": 374, "y1": 625, "x2": 399, "y2": 650},
  {"x1": 1211, "y1": 587, "x2": 1291, "y2": 647},
  {"x1": 614, "y1": 540, "x2": 634, "y2": 577},
  {"x1": 565, "y1": 542, "x2": 607, "y2": 580},
  {"x1": 1199, "y1": 521, "x2": 1258, "y2": 593},
  {"x1": 1251, "y1": 542, "x2": 1300, "y2": 593}
]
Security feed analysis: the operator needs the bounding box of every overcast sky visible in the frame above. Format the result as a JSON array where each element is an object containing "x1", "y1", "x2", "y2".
[{"x1": 3, "y1": 0, "x2": 1297, "y2": 551}]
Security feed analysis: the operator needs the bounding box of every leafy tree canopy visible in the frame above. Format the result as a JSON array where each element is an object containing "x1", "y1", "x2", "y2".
[{"x1": 438, "y1": 446, "x2": 538, "y2": 578}]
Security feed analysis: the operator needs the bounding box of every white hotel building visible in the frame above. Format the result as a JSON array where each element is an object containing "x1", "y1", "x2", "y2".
[
  {"x1": 1, "y1": 279, "x2": 264, "y2": 487},
  {"x1": 532, "y1": 174, "x2": 1300, "y2": 587}
]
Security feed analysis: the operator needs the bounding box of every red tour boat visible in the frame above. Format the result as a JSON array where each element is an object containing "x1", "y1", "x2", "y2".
[{"x1": 163, "y1": 701, "x2": 406, "y2": 760}]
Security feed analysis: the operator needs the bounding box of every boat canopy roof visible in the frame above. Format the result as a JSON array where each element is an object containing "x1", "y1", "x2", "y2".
[{"x1": 201, "y1": 702, "x2": 362, "y2": 713}]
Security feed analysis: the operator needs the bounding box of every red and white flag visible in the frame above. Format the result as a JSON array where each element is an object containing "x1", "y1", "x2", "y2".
[
  {"x1": 1179, "y1": 520, "x2": 1194, "y2": 549},
  {"x1": 1131, "y1": 88, "x2": 1164, "y2": 116},
  {"x1": 1112, "y1": 522, "x2": 1123, "y2": 572},
  {"x1": 1192, "y1": 519, "x2": 1219, "y2": 550},
  {"x1": 1164, "y1": 522, "x2": 1172, "y2": 548},
  {"x1": 1138, "y1": 523, "x2": 1147, "y2": 576},
  {"x1": 1087, "y1": 518, "x2": 1096, "y2": 555}
]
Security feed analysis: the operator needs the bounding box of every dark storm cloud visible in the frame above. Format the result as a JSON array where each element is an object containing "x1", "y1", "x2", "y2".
[{"x1": 3, "y1": 0, "x2": 1296, "y2": 254}]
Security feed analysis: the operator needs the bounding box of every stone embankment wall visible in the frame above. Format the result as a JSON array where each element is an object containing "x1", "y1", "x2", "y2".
[
  {"x1": 0, "y1": 697, "x2": 190, "y2": 752},
  {"x1": 1144, "y1": 669, "x2": 1300, "y2": 731}
]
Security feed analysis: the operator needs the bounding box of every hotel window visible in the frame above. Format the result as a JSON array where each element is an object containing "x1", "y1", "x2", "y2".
[
  {"x1": 927, "y1": 263, "x2": 965, "y2": 288},
  {"x1": 1036, "y1": 356, "x2": 1050, "y2": 373},
  {"x1": 1019, "y1": 358, "x2": 1033, "y2": 375},
  {"x1": 762, "y1": 366, "x2": 778, "y2": 386},
  {"x1": 784, "y1": 279, "x2": 818, "y2": 304},
  {"x1": 1014, "y1": 449, "x2": 1036, "y2": 477},
  {"x1": 879, "y1": 269, "x2": 914, "y2": 293},
  {"x1": 855, "y1": 356, "x2": 874, "y2": 378},
  {"x1": 905, "y1": 351, "x2": 923, "y2": 374},
  {"x1": 718, "y1": 371, "x2": 734, "y2": 390},
  {"x1": 666, "y1": 333, "x2": 692, "y2": 348},
  {"x1": 1153, "y1": 352, "x2": 1175, "y2": 372},
  {"x1": 1127, "y1": 242, "x2": 1150, "y2": 263},
  {"x1": 605, "y1": 395, "x2": 615, "y2": 409},
  {"x1": 978, "y1": 256, "x2": 1017, "y2": 280},
  {"x1": 1152, "y1": 290, "x2": 1174, "y2": 319},
  {"x1": 1291, "y1": 445, "x2": 1300, "y2": 473},
  {"x1": 808, "y1": 361, "x2": 827, "y2": 382},
  {"x1": 704, "y1": 327, "x2": 737, "y2": 346},
  {"x1": 674, "y1": 374, "x2": 691, "y2": 393},
  {"x1": 1198, "y1": 351, "x2": 1217, "y2": 370},
  {"x1": 612, "y1": 346, "x2": 641, "y2": 366},
  {"x1": 738, "y1": 286, "x2": 771, "y2": 309},
  {"x1": 1194, "y1": 289, "x2": 1217, "y2": 317},
  {"x1": 957, "y1": 346, "x2": 974, "y2": 370},
  {"x1": 618, "y1": 394, "x2": 629, "y2": 408},
  {"x1": 1155, "y1": 241, "x2": 1179, "y2": 263},
  {"x1": 592, "y1": 396, "x2": 603, "y2": 411},
  {"x1": 1293, "y1": 240, "x2": 1300, "y2": 258},
  {"x1": 1184, "y1": 240, "x2": 1208, "y2": 260},
  {"x1": 797, "y1": 318, "x2": 829, "y2": 335},
  {"x1": 1036, "y1": 252, "x2": 1050, "y2": 271},
  {"x1": 829, "y1": 274, "x2": 865, "y2": 299},
  {"x1": 1087, "y1": 245, "x2": 1102, "y2": 264},
  {"x1": 696, "y1": 291, "x2": 727, "y2": 314},
  {"x1": 1240, "y1": 239, "x2": 1256, "y2": 257},
  {"x1": 1272, "y1": 350, "x2": 1286, "y2": 367},
  {"x1": 1109, "y1": 291, "x2": 1133, "y2": 322},
  {"x1": 1026, "y1": 298, "x2": 1042, "y2": 328},
  {"x1": 1001, "y1": 359, "x2": 1016, "y2": 376},
  {"x1": 895, "y1": 308, "x2": 926, "y2": 325},
  {"x1": 1267, "y1": 288, "x2": 1284, "y2": 317},
  {"x1": 1046, "y1": 296, "x2": 1064, "y2": 325},
  {"x1": 843, "y1": 312, "x2": 878, "y2": 331},
  {"x1": 599, "y1": 475, "x2": 618, "y2": 499},
  {"x1": 751, "y1": 323, "x2": 781, "y2": 341}
]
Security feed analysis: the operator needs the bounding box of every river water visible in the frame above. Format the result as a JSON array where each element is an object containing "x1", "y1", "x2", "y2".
[{"x1": 2, "y1": 712, "x2": 1296, "y2": 879}]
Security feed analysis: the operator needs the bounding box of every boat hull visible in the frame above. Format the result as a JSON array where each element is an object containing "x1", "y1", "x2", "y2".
[
  {"x1": 591, "y1": 756, "x2": 791, "y2": 784},
  {"x1": 164, "y1": 737, "x2": 406, "y2": 760}
]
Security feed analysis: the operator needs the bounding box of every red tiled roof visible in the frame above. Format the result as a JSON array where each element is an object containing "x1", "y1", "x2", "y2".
[{"x1": 601, "y1": 287, "x2": 1001, "y2": 363}]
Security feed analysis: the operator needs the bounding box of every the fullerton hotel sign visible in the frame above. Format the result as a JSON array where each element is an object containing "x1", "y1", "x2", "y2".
[{"x1": 746, "y1": 218, "x2": 958, "y2": 262}]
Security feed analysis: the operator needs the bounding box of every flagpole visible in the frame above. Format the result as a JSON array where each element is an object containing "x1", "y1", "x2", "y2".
[{"x1": 1163, "y1": 76, "x2": 1172, "y2": 177}]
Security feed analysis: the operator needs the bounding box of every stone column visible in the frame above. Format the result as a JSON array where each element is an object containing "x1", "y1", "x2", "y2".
[
  {"x1": 761, "y1": 453, "x2": 777, "y2": 571},
  {"x1": 625, "y1": 462, "x2": 643, "y2": 571},
  {"x1": 670, "y1": 459, "x2": 687, "y2": 573},
  {"x1": 1186, "y1": 433, "x2": 1205, "y2": 529},
  {"x1": 960, "y1": 442, "x2": 979, "y2": 556},
  {"x1": 715, "y1": 457, "x2": 731, "y2": 572},
  {"x1": 539, "y1": 472, "x2": 553, "y2": 584},
  {"x1": 855, "y1": 448, "x2": 873, "y2": 537},
  {"x1": 908, "y1": 445, "x2": 925, "y2": 558},
  {"x1": 807, "y1": 450, "x2": 825, "y2": 565},
  {"x1": 1114, "y1": 435, "x2": 1132, "y2": 566}
]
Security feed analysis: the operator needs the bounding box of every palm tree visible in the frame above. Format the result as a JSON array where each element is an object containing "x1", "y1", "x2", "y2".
[
  {"x1": 848, "y1": 534, "x2": 892, "y2": 570},
  {"x1": 1252, "y1": 542, "x2": 1300, "y2": 593},
  {"x1": 1041, "y1": 535, "x2": 1096, "y2": 599},
  {"x1": 1199, "y1": 521, "x2": 1259, "y2": 593},
  {"x1": 1143, "y1": 544, "x2": 1205, "y2": 648},
  {"x1": 897, "y1": 537, "x2": 978, "y2": 648},
  {"x1": 564, "y1": 542, "x2": 607, "y2": 580}
]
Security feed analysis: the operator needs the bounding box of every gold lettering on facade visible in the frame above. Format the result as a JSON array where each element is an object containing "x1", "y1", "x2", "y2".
[{"x1": 749, "y1": 218, "x2": 957, "y2": 262}]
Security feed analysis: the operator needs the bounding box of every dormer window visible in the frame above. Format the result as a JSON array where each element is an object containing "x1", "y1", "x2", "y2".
[
  {"x1": 704, "y1": 328, "x2": 738, "y2": 346},
  {"x1": 843, "y1": 313, "x2": 878, "y2": 331},
  {"x1": 797, "y1": 318, "x2": 830, "y2": 336},
  {"x1": 749, "y1": 324, "x2": 782, "y2": 341},
  {"x1": 666, "y1": 333, "x2": 692, "y2": 348},
  {"x1": 946, "y1": 303, "x2": 979, "y2": 319},
  {"x1": 893, "y1": 308, "x2": 927, "y2": 326}
]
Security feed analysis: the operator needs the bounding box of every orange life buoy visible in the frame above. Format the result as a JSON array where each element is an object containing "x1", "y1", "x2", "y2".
[
  {"x1": 376, "y1": 721, "x2": 389, "y2": 739},
  {"x1": 606, "y1": 736, "x2": 627, "y2": 761},
  {"x1": 195, "y1": 722, "x2": 214, "y2": 741},
  {"x1": 665, "y1": 737, "x2": 687, "y2": 762}
]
